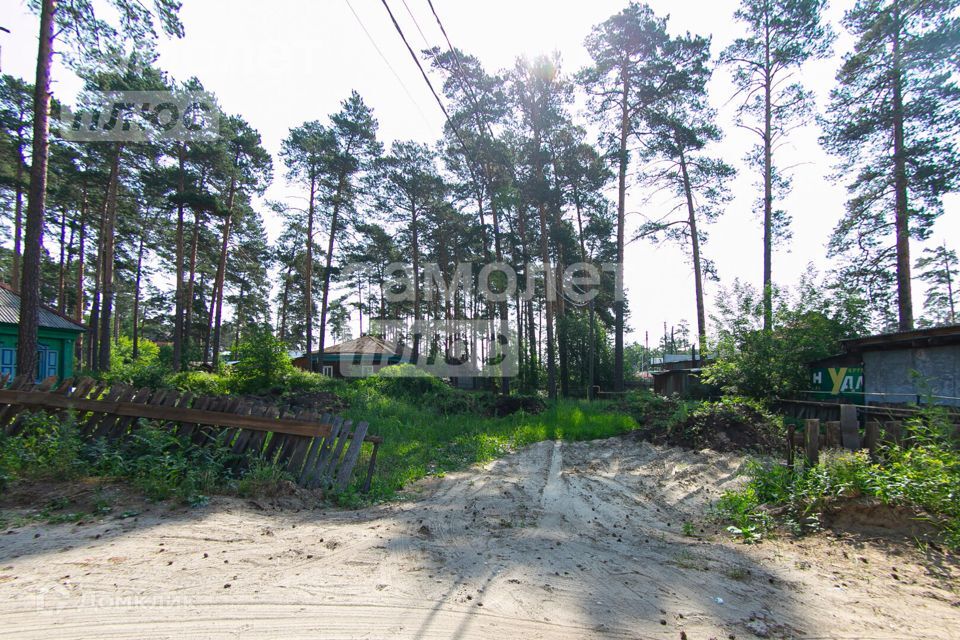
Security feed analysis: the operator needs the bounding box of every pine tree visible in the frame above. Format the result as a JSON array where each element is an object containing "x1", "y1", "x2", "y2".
[
  {"x1": 821, "y1": 0, "x2": 960, "y2": 331},
  {"x1": 722, "y1": 0, "x2": 833, "y2": 330}
]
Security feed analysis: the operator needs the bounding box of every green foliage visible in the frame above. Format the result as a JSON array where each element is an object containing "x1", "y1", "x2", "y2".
[
  {"x1": 167, "y1": 370, "x2": 230, "y2": 396},
  {"x1": 702, "y1": 274, "x2": 867, "y2": 399},
  {"x1": 0, "y1": 411, "x2": 293, "y2": 504},
  {"x1": 228, "y1": 328, "x2": 296, "y2": 394},
  {"x1": 105, "y1": 336, "x2": 170, "y2": 388},
  {"x1": 717, "y1": 407, "x2": 960, "y2": 548},
  {"x1": 820, "y1": 0, "x2": 960, "y2": 326},
  {"x1": 0, "y1": 412, "x2": 84, "y2": 483},
  {"x1": 237, "y1": 456, "x2": 292, "y2": 498}
]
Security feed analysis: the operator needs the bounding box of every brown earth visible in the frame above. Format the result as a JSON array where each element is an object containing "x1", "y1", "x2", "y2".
[{"x1": 0, "y1": 437, "x2": 957, "y2": 639}]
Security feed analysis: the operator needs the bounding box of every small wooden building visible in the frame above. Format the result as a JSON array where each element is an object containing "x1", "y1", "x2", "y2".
[
  {"x1": 292, "y1": 335, "x2": 407, "y2": 377},
  {"x1": 0, "y1": 284, "x2": 85, "y2": 382},
  {"x1": 840, "y1": 325, "x2": 960, "y2": 406}
]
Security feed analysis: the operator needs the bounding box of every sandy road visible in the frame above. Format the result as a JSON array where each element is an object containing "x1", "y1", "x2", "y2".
[{"x1": 0, "y1": 436, "x2": 957, "y2": 639}]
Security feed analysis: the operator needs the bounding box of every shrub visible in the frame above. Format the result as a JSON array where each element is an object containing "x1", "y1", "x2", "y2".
[
  {"x1": 106, "y1": 337, "x2": 170, "y2": 387},
  {"x1": 167, "y1": 370, "x2": 230, "y2": 396},
  {"x1": 716, "y1": 407, "x2": 960, "y2": 548},
  {"x1": 0, "y1": 412, "x2": 84, "y2": 482},
  {"x1": 229, "y1": 329, "x2": 295, "y2": 394},
  {"x1": 237, "y1": 457, "x2": 292, "y2": 498}
]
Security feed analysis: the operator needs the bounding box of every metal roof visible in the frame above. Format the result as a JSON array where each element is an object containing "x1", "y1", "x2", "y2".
[
  {"x1": 322, "y1": 335, "x2": 398, "y2": 355},
  {"x1": 841, "y1": 324, "x2": 960, "y2": 353},
  {"x1": 0, "y1": 285, "x2": 86, "y2": 332}
]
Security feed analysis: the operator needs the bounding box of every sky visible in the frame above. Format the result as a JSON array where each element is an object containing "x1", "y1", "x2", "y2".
[{"x1": 3, "y1": 0, "x2": 958, "y2": 347}]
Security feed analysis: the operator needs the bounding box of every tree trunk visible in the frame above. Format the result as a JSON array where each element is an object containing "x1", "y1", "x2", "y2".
[
  {"x1": 278, "y1": 249, "x2": 294, "y2": 341},
  {"x1": 172, "y1": 142, "x2": 187, "y2": 371},
  {"x1": 97, "y1": 144, "x2": 123, "y2": 372},
  {"x1": 891, "y1": 2, "x2": 913, "y2": 331},
  {"x1": 11, "y1": 124, "x2": 26, "y2": 291},
  {"x1": 762, "y1": 10, "x2": 774, "y2": 332},
  {"x1": 679, "y1": 148, "x2": 708, "y2": 356},
  {"x1": 318, "y1": 174, "x2": 346, "y2": 363},
  {"x1": 210, "y1": 171, "x2": 238, "y2": 370},
  {"x1": 410, "y1": 200, "x2": 420, "y2": 362},
  {"x1": 184, "y1": 209, "x2": 201, "y2": 364},
  {"x1": 57, "y1": 205, "x2": 67, "y2": 312},
  {"x1": 613, "y1": 62, "x2": 629, "y2": 392},
  {"x1": 944, "y1": 245, "x2": 956, "y2": 324},
  {"x1": 87, "y1": 210, "x2": 103, "y2": 371},
  {"x1": 304, "y1": 177, "x2": 316, "y2": 370},
  {"x1": 131, "y1": 232, "x2": 145, "y2": 360},
  {"x1": 74, "y1": 188, "x2": 86, "y2": 363},
  {"x1": 17, "y1": 0, "x2": 55, "y2": 381}
]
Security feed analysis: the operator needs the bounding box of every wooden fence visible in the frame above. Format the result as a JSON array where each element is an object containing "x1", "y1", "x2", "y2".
[
  {"x1": 0, "y1": 374, "x2": 381, "y2": 492},
  {"x1": 787, "y1": 403, "x2": 926, "y2": 469}
]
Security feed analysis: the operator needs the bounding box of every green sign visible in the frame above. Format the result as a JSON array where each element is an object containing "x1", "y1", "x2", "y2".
[{"x1": 811, "y1": 367, "x2": 864, "y2": 401}]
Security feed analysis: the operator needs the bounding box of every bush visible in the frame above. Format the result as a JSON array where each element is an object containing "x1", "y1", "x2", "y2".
[
  {"x1": 0, "y1": 412, "x2": 84, "y2": 482},
  {"x1": 229, "y1": 329, "x2": 295, "y2": 394},
  {"x1": 106, "y1": 337, "x2": 171, "y2": 387},
  {"x1": 716, "y1": 407, "x2": 960, "y2": 547},
  {"x1": 701, "y1": 276, "x2": 867, "y2": 399},
  {"x1": 167, "y1": 370, "x2": 230, "y2": 396},
  {"x1": 237, "y1": 457, "x2": 292, "y2": 498}
]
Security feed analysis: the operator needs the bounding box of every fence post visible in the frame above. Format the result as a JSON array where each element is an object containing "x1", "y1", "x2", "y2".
[
  {"x1": 805, "y1": 419, "x2": 820, "y2": 467},
  {"x1": 840, "y1": 404, "x2": 861, "y2": 451}
]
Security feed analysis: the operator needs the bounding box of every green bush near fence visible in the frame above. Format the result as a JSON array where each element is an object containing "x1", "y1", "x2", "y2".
[{"x1": 716, "y1": 406, "x2": 960, "y2": 548}]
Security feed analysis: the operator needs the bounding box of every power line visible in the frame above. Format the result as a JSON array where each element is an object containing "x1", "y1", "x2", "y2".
[
  {"x1": 399, "y1": 0, "x2": 431, "y2": 49},
  {"x1": 425, "y1": 0, "x2": 498, "y2": 144},
  {"x1": 343, "y1": 0, "x2": 431, "y2": 127},
  {"x1": 377, "y1": 0, "x2": 470, "y2": 152}
]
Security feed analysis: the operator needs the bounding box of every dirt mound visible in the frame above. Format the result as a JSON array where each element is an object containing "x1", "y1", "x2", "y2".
[
  {"x1": 650, "y1": 400, "x2": 783, "y2": 454},
  {"x1": 821, "y1": 498, "x2": 942, "y2": 541}
]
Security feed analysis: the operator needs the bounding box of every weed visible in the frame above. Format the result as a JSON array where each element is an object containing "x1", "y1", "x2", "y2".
[{"x1": 716, "y1": 406, "x2": 960, "y2": 548}]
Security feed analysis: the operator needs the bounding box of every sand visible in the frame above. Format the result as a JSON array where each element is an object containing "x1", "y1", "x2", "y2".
[{"x1": 1, "y1": 437, "x2": 957, "y2": 639}]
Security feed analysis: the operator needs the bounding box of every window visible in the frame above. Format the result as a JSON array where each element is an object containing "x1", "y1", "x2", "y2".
[
  {"x1": 0, "y1": 347, "x2": 15, "y2": 380},
  {"x1": 322, "y1": 365, "x2": 334, "y2": 377},
  {"x1": 361, "y1": 365, "x2": 374, "y2": 377}
]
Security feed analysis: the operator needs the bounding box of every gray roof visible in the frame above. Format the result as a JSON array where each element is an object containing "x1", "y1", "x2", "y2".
[{"x1": 0, "y1": 286, "x2": 86, "y2": 332}]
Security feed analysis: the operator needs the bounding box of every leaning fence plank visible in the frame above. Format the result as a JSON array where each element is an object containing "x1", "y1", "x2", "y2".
[
  {"x1": 361, "y1": 439, "x2": 380, "y2": 494},
  {"x1": 246, "y1": 406, "x2": 279, "y2": 461},
  {"x1": 335, "y1": 420, "x2": 369, "y2": 490},
  {"x1": 279, "y1": 410, "x2": 315, "y2": 476},
  {"x1": 0, "y1": 376, "x2": 35, "y2": 432},
  {"x1": 83, "y1": 385, "x2": 129, "y2": 436},
  {"x1": 297, "y1": 413, "x2": 331, "y2": 485},
  {"x1": 312, "y1": 419, "x2": 353, "y2": 489},
  {"x1": 0, "y1": 386, "x2": 383, "y2": 492},
  {"x1": 105, "y1": 387, "x2": 157, "y2": 440},
  {"x1": 308, "y1": 416, "x2": 344, "y2": 487}
]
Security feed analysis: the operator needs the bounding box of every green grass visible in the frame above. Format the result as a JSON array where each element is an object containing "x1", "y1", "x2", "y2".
[{"x1": 343, "y1": 387, "x2": 639, "y2": 501}]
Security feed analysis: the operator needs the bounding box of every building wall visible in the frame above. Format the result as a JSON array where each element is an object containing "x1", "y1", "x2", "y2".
[
  {"x1": 0, "y1": 325, "x2": 79, "y2": 382},
  {"x1": 863, "y1": 345, "x2": 960, "y2": 406}
]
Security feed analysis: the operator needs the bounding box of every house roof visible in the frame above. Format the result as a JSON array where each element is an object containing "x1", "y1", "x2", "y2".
[
  {"x1": 323, "y1": 335, "x2": 398, "y2": 356},
  {"x1": 0, "y1": 284, "x2": 86, "y2": 332},
  {"x1": 840, "y1": 324, "x2": 960, "y2": 353}
]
